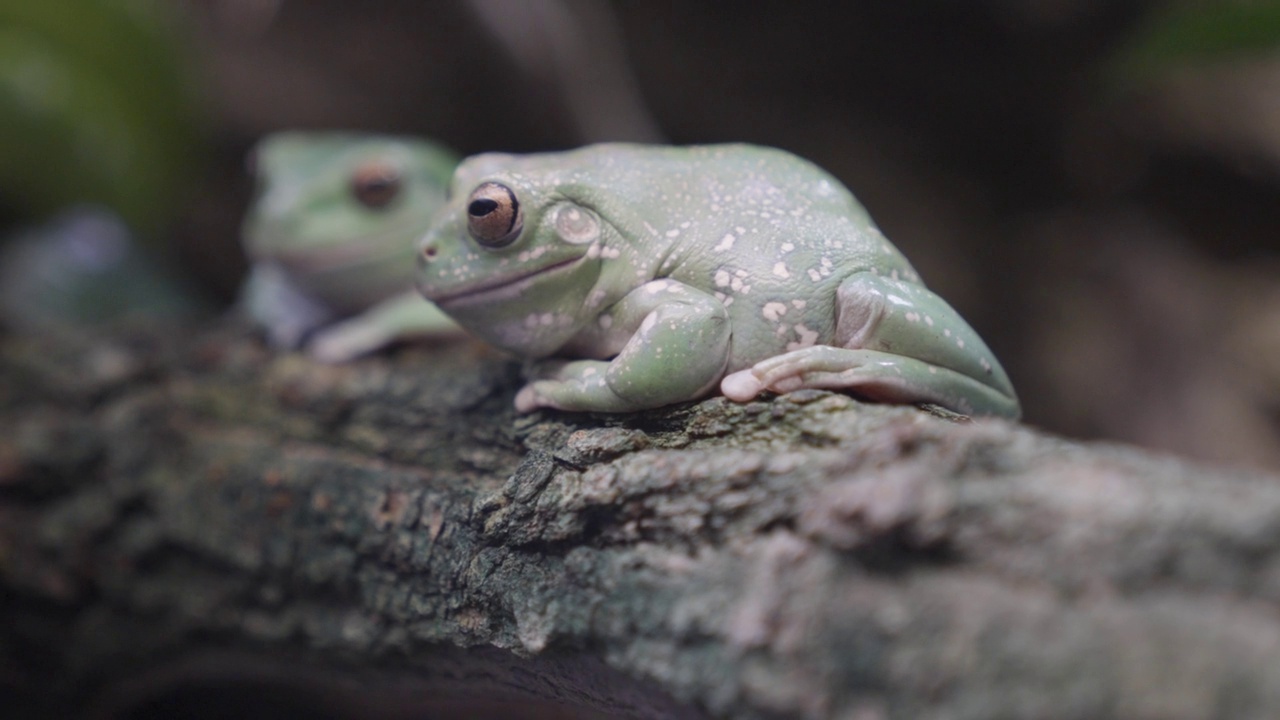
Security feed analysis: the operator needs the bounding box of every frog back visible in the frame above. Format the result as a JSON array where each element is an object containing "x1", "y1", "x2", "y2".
[{"x1": 571, "y1": 144, "x2": 922, "y2": 368}]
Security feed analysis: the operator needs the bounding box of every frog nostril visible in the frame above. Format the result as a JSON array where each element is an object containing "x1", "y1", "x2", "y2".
[{"x1": 418, "y1": 244, "x2": 439, "y2": 268}]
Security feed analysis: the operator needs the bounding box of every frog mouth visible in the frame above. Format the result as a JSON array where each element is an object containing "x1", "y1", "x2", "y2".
[
  {"x1": 425, "y1": 255, "x2": 586, "y2": 308},
  {"x1": 252, "y1": 223, "x2": 424, "y2": 276}
]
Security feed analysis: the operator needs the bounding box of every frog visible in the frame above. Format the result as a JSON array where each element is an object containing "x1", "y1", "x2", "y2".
[
  {"x1": 241, "y1": 131, "x2": 463, "y2": 362},
  {"x1": 414, "y1": 143, "x2": 1020, "y2": 418}
]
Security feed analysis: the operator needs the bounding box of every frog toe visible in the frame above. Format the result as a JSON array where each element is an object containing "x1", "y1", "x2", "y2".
[
  {"x1": 720, "y1": 369, "x2": 765, "y2": 402},
  {"x1": 514, "y1": 383, "x2": 549, "y2": 413}
]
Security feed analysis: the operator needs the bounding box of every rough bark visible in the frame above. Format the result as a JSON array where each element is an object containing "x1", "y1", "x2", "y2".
[{"x1": 2, "y1": 322, "x2": 1280, "y2": 720}]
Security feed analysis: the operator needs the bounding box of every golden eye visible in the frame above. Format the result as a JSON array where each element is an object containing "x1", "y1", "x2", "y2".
[
  {"x1": 466, "y1": 182, "x2": 522, "y2": 248},
  {"x1": 350, "y1": 162, "x2": 402, "y2": 209}
]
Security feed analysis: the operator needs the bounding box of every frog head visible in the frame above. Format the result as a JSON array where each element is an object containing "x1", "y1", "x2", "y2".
[
  {"x1": 416, "y1": 151, "x2": 636, "y2": 357},
  {"x1": 243, "y1": 132, "x2": 457, "y2": 308}
]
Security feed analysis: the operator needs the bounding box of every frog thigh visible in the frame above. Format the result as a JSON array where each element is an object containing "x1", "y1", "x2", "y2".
[
  {"x1": 515, "y1": 281, "x2": 731, "y2": 413},
  {"x1": 720, "y1": 272, "x2": 1020, "y2": 418}
]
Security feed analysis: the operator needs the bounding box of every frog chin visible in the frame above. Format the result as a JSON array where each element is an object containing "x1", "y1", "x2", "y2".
[{"x1": 424, "y1": 253, "x2": 589, "y2": 310}]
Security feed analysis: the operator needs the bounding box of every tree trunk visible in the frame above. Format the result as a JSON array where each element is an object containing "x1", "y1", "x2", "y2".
[{"x1": 3, "y1": 321, "x2": 1279, "y2": 720}]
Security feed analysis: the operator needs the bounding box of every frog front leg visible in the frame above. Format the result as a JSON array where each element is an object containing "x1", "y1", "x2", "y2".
[
  {"x1": 307, "y1": 290, "x2": 463, "y2": 363},
  {"x1": 721, "y1": 273, "x2": 1020, "y2": 418},
  {"x1": 515, "y1": 280, "x2": 731, "y2": 413},
  {"x1": 242, "y1": 263, "x2": 334, "y2": 350}
]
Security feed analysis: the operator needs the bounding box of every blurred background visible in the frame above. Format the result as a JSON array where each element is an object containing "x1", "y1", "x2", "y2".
[{"x1": 2, "y1": 0, "x2": 1279, "y2": 471}]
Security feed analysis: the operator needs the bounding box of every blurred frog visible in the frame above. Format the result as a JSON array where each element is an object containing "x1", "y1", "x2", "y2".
[{"x1": 241, "y1": 132, "x2": 462, "y2": 362}]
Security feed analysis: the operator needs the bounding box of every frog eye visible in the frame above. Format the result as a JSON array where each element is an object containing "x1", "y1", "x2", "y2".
[
  {"x1": 466, "y1": 182, "x2": 523, "y2": 248},
  {"x1": 351, "y1": 162, "x2": 402, "y2": 209}
]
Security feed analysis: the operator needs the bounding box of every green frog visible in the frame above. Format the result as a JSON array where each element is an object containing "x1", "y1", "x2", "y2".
[
  {"x1": 241, "y1": 131, "x2": 461, "y2": 361},
  {"x1": 415, "y1": 143, "x2": 1019, "y2": 418}
]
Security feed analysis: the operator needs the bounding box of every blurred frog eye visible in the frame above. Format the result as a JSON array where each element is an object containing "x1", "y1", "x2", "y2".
[
  {"x1": 351, "y1": 161, "x2": 402, "y2": 209},
  {"x1": 466, "y1": 182, "x2": 522, "y2": 248}
]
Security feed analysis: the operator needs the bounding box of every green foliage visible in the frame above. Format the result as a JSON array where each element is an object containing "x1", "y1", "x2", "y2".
[
  {"x1": 1117, "y1": 0, "x2": 1280, "y2": 77},
  {"x1": 0, "y1": 0, "x2": 201, "y2": 236}
]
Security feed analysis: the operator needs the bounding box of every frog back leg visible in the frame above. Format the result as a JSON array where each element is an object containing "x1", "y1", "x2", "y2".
[{"x1": 720, "y1": 272, "x2": 1020, "y2": 418}]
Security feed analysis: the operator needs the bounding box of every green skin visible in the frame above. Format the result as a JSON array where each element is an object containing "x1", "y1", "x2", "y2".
[
  {"x1": 241, "y1": 131, "x2": 461, "y2": 362},
  {"x1": 416, "y1": 143, "x2": 1020, "y2": 418}
]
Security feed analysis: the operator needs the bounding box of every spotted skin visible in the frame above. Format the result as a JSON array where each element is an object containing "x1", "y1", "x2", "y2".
[
  {"x1": 416, "y1": 143, "x2": 1019, "y2": 417},
  {"x1": 241, "y1": 131, "x2": 462, "y2": 362}
]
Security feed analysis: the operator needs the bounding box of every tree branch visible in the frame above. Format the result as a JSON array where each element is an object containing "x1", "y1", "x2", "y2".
[{"x1": 2, "y1": 322, "x2": 1279, "y2": 719}]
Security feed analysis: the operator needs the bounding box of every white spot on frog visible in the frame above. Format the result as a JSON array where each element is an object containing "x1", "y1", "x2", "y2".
[
  {"x1": 640, "y1": 314, "x2": 658, "y2": 333},
  {"x1": 713, "y1": 234, "x2": 736, "y2": 252},
  {"x1": 715, "y1": 270, "x2": 731, "y2": 287},
  {"x1": 599, "y1": 314, "x2": 613, "y2": 329},
  {"x1": 587, "y1": 243, "x2": 601, "y2": 259},
  {"x1": 539, "y1": 313, "x2": 555, "y2": 326},
  {"x1": 780, "y1": 242, "x2": 795, "y2": 252},
  {"x1": 807, "y1": 269, "x2": 821, "y2": 282},
  {"x1": 762, "y1": 302, "x2": 788, "y2": 322},
  {"x1": 925, "y1": 315, "x2": 934, "y2": 327},
  {"x1": 791, "y1": 299, "x2": 807, "y2": 309},
  {"x1": 772, "y1": 262, "x2": 791, "y2": 279},
  {"x1": 665, "y1": 229, "x2": 680, "y2": 238},
  {"x1": 786, "y1": 323, "x2": 819, "y2": 351},
  {"x1": 956, "y1": 338, "x2": 966, "y2": 349},
  {"x1": 887, "y1": 295, "x2": 913, "y2": 307},
  {"x1": 905, "y1": 312, "x2": 920, "y2": 323}
]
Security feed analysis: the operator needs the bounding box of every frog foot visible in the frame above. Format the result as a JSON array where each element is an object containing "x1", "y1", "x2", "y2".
[
  {"x1": 514, "y1": 360, "x2": 637, "y2": 413},
  {"x1": 306, "y1": 319, "x2": 392, "y2": 363},
  {"x1": 720, "y1": 345, "x2": 1016, "y2": 418},
  {"x1": 721, "y1": 346, "x2": 863, "y2": 401}
]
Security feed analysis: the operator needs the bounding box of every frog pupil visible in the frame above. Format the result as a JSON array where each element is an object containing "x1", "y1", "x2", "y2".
[{"x1": 469, "y1": 198, "x2": 499, "y2": 216}]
